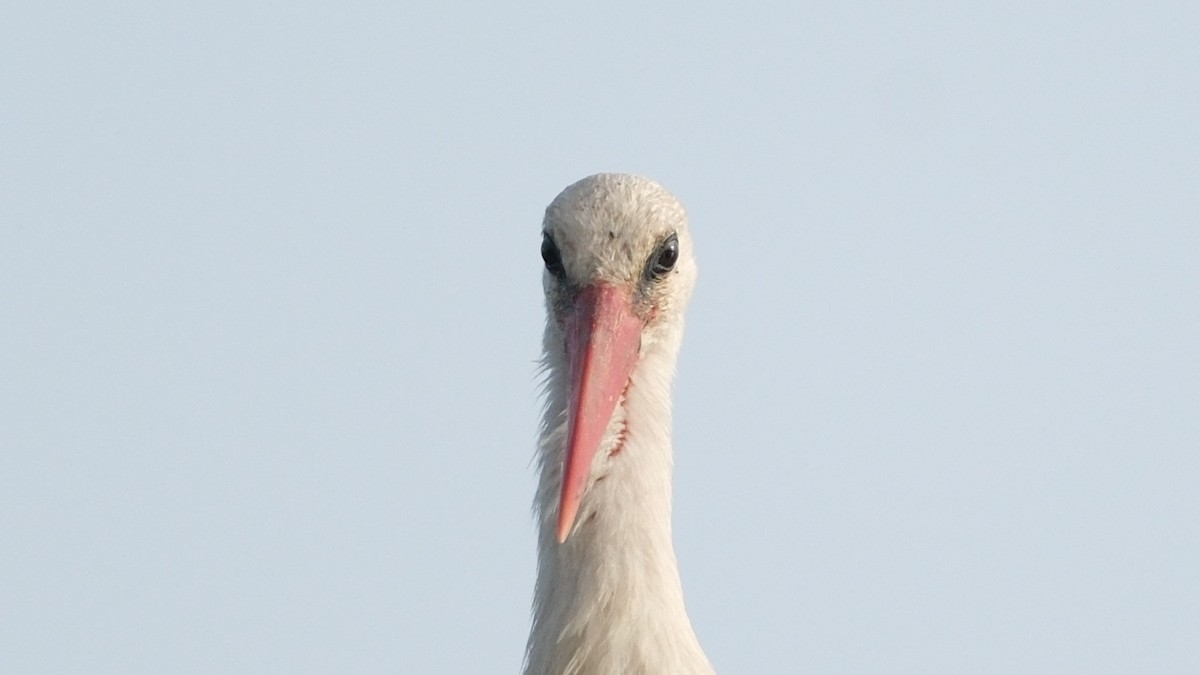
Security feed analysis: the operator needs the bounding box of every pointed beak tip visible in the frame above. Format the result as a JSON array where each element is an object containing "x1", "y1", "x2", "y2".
[{"x1": 555, "y1": 504, "x2": 575, "y2": 543}]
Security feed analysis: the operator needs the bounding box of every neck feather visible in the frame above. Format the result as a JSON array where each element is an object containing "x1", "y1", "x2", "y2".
[{"x1": 524, "y1": 332, "x2": 713, "y2": 675}]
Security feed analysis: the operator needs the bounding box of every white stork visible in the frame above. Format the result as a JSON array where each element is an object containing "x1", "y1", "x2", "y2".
[{"x1": 524, "y1": 174, "x2": 715, "y2": 675}]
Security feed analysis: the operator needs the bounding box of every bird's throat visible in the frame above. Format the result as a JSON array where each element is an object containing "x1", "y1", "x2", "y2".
[{"x1": 526, "y1": 350, "x2": 709, "y2": 674}]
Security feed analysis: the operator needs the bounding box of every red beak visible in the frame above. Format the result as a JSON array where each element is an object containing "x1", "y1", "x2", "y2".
[{"x1": 557, "y1": 282, "x2": 643, "y2": 543}]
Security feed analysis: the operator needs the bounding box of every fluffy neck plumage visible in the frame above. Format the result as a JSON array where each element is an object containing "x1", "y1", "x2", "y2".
[{"x1": 524, "y1": 330, "x2": 714, "y2": 675}]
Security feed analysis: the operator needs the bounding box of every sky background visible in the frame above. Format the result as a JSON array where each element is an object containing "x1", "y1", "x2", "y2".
[{"x1": 2, "y1": 2, "x2": 1198, "y2": 673}]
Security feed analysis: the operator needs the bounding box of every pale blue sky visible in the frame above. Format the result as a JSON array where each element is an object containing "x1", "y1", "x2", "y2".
[{"x1": 2, "y1": 2, "x2": 1197, "y2": 673}]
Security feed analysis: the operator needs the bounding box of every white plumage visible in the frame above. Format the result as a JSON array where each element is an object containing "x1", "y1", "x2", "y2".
[{"x1": 524, "y1": 174, "x2": 714, "y2": 675}]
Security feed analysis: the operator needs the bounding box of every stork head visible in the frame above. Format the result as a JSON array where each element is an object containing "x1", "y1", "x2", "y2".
[{"x1": 540, "y1": 174, "x2": 696, "y2": 543}]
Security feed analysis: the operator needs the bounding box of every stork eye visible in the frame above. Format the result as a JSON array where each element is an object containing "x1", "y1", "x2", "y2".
[
  {"x1": 647, "y1": 233, "x2": 679, "y2": 279},
  {"x1": 541, "y1": 233, "x2": 566, "y2": 279}
]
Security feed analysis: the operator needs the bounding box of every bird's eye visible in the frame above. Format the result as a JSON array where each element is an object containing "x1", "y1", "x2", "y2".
[
  {"x1": 647, "y1": 233, "x2": 679, "y2": 280},
  {"x1": 541, "y1": 233, "x2": 566, "y2": 279}
]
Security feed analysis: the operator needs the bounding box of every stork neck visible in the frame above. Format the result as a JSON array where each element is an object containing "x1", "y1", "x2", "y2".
[{"x1": 525, "y1": 347, "x2": 713, "y2": 675}]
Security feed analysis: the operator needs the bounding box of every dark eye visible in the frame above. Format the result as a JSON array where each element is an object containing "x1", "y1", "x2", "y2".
[
  {"x1": 647, "y1": 233, "x2": 679, "y2": 279},
  {"x1": 541, "y1": 233, "x2": 566, "y2": 279}
]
